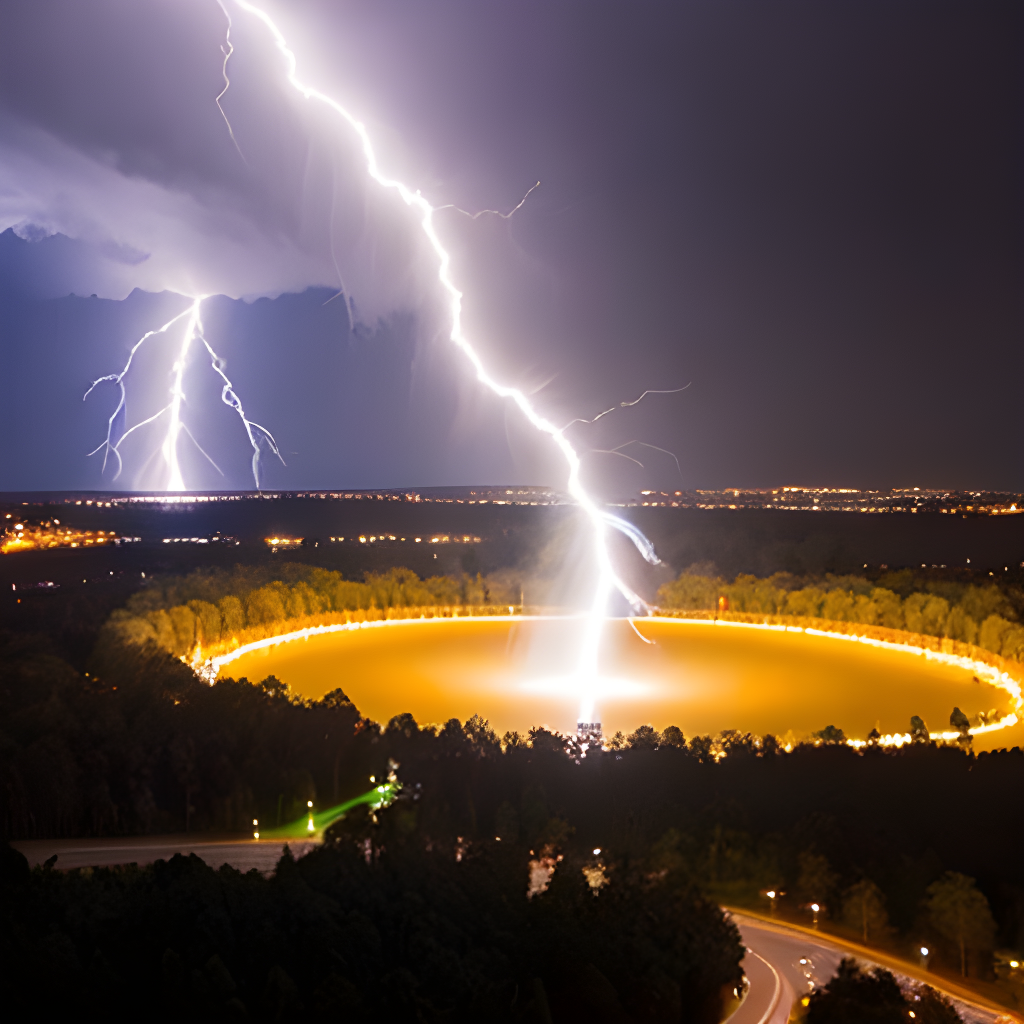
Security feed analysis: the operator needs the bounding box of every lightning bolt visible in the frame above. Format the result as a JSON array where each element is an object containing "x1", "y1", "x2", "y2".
[
  {"x1": 438, "y1": 180, "x2": 542, "y2": 220},
  {"x1": 228, "y1": 0, "x2": 668, "y2": 726},
  {"x1": 562, "y1": 384, "x2": 691, "y2": 431},
  {"x1": 84, "y1": 304, "x2": 193, "y2": 480},
  {"x1": 589, "y1": 440, "x2": 684, "y2": 481},
  {"x1": 85, "y1": 296, "x2": 283, "y2": 490},
  {"x1": 195, "y1": 321, "x2": 285, "y2": 488},
  {"x1": 214, "y1": 0, "x2": 247, "y2": 163}
]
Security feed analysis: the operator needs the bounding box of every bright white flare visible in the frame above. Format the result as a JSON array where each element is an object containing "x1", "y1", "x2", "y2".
[{"x1": 230, "y1": 0, "x2": 663, "y2": 722}]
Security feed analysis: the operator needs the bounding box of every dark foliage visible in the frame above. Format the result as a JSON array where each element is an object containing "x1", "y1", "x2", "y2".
[
  {"x1": 0, "y1": 832, "x2": 740, "y2": 1022},
  {"x1": 806, "y1": 958, "x2": 962, "y2": 1024},
  {"x1": 2, "y1": 629, "x2": 1024, "y2": 981}
]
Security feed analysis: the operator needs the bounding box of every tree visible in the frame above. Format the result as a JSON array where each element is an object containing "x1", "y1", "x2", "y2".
[
  {"x1": 656, "y1": 571, "x2": 722, "y2": 610},
  {"x1": 807, "y1": 961, "x2": 963, "y2": 1024},
  {"x1": 797, "y1": 851, "x2": 839, "y2": 911},
  {"x1": 904, "y1": 594, "x2": 951, "y2": 637},
  {"x1": 959, "y1": 585, "x2": 1012, "y2": 626},
  {"x1": 806, "y1": 958, "x2": 905, "y2": 1024},
  {"x1": 841, "y1": 879, "x2": 890, "y2": 944},
  {"x1": 785, "y1": 587, "x2": 826, "y2": 618},
  {"x1": 949, "y1": 707, "x2": 971, "y2": 748},
  {"x1": 627, "y1": 724, "x2": 661, "y2": 750},
  {"x1": 979, "y1": 614, "x2": 1013, "y2": 656},
  {"x1": 925, "y1": 872, "x2": 997, "y2": 976},
  {"x1": 661, "y1": 725, "x2": 686, "y2": 748},
  {"x1": 906, "y1": 983, "x2": 963, "y2": 1024},
  {"x1": 813, "y1": 725, "x2": 847, "y2": 744},
  {"x1": 218, "y1": 595, "x2": 245, "y2": 635},
  {"x1": 688, "y1": 734, "x2": 714, "y2": 763},
  {"x1": 822, "y1": 589, "x2": 857, "y2": 622},
  {"x1": 493, "y1": 800, "x2": 520, "y2": 842},
  {"x1": 727, "y1": 574, "x2": 786, "y2": 614},
  {"x1": 943, "y1": 607, "x2": 978, "y2": 646},
  {"x1": 1000, "y1": 624, "x2": 1024, "y2": 661},
  {"x1": 870, "y1": 588, "x2": 904, "y2": 629},
  {"x1": 910, "y1": 716, "x2": 929, "y2": 742}
]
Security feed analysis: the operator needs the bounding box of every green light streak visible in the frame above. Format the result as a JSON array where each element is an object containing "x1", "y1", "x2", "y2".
[{"x1": 257, "y1": 782, "x2": 400, "y2": 841}]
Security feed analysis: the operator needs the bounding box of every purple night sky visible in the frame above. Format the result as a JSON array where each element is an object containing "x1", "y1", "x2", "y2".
[{"x1": 0, "y1": 0, "x2": 1020, "y2": 494}]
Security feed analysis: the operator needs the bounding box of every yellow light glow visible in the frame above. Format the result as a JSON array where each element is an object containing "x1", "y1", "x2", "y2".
[
  {"x1": 2, "y1": 524, "x2": 119, "y2": 555},
  {"x1": 208, "y1": 616, "x2": 1024, "y2": 752}
]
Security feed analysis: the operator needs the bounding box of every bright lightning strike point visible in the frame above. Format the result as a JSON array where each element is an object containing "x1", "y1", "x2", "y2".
[{"x1": 229, "y1": 0, "x2": 666, "y2": 724}]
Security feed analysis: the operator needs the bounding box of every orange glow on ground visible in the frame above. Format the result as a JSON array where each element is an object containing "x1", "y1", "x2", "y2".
[{"x1": 221, "y1": 618, "x2": 1023, "y2": 751}]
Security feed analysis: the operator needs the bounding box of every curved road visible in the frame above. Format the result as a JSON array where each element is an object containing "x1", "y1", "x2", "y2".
[
  {"x1": 729, "y1": 911, "x2": 1017, "y2": 1024},
  {"x1": 9, "y1": 839, "x2": 1020, "y2": 1023}
]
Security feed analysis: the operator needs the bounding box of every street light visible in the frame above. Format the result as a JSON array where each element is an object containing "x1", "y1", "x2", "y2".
[
  {"x1": 810, "y1": 903, "x2": 820, "y2": 929},
  {"x1": 765, "y1": 890, "x2": 778, "y2": 917}
]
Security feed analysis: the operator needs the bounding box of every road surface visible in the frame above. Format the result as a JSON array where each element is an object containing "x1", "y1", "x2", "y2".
[
  {"x1": 11, "y1": 834, "x2": 316, "y2": 873},
  {"x1": 729, "y1": 911, "x2": 1016, "y2": 1024}
]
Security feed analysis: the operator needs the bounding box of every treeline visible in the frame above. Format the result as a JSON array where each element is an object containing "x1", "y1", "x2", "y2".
[
  {"x1": 106, "y1": 565, "x2": 521, "y2": 658},
  {"x1": 0, "y1": 832, "x2": 741, "y2": 1023},
  {"x1": 2, "y1": 631, "x2": 1023, "y2": 997},
  {"x1": 658, "y1": 567, "x2": 1024, "y2": 662}
]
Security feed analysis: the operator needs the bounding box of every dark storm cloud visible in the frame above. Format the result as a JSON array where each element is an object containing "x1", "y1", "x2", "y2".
[
  {"x1": 0, "y1": 0, "x2": 1020, "y2": 492},
  {"x1": 0, "y1": 0, "x2": 437, "y2": 310}
]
